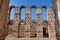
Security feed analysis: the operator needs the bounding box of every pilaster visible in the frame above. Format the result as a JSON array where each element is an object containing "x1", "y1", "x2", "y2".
[
  {"x1": 24, "y1": 7, "x2": 31, "y2": 37},
  {"x1": 12, "y1": 7, "x2": 20, "y2": 37},
  {"x1": 36, "y1": 7, "x2": 43, "y2": 38}
]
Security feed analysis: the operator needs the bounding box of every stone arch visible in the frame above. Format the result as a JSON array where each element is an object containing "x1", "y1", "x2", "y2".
[
  {"x1": 43, "y1": 20, "x2": 49, "y2": 38},
  {"x1": 8, "y1": 6, "x2": 15, "y2": 20},
  {"x1": 20, "y1": 6, "x2": 26, "y2": 20},
  {"x1": 31, "y1": 6, "x2": 37, "y2": 20},
  {"x1": 18, "y1": 20, "x2": 25, "y2": 38},
  {"x1": 41, "y1": 6, "x2": 47, "y2": 20}
]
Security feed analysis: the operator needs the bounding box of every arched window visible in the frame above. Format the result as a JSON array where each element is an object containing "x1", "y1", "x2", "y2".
[
  {"x1": 42, "y1": 8, "x2": 47, "y2": 20},
  {"x1": 31, "y1": 8, "x2": 36, "y2": 20},
  {"x1": 10, "y1": 8, "x2": 15, "y2": 20},
  {"x1": 20, "y1": 8, "x2": 26, "y2": 20}
]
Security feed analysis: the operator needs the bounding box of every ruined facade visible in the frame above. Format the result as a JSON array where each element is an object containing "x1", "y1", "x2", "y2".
[{"x1": 0, "y1": 0, "x2": 60, "y2": 40}]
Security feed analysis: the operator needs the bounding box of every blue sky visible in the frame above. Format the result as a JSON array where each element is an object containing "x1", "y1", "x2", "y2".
[{"x1": 9, "y1": 0, "x2": 53, "y2": 20}]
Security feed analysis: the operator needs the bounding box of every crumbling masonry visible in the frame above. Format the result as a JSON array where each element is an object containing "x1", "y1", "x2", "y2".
[{"x1": 0, "y1": 0, "x2": 60, "y2": 40}]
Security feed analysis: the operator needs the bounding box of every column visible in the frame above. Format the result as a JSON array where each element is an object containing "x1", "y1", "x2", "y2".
[
  {"x1": 0, "y1": 0, "x2": 9, "y2": 40},
  {"x1": 47, "y1": 7, "x2": 57, "y2": 40},
  {"x1": 36, "y1": 7, "x2": 43, "y2": 38},
  {"x1": 12, "y1": 7, "x2": 20, "y2": 37},
  {"x1": 24, "y1": 7, "x2": 31, "y2": 37}
]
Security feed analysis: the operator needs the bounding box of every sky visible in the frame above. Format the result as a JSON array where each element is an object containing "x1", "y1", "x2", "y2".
[{"x1": 9, "y1": 0, "x2": 53, "y2": 20}]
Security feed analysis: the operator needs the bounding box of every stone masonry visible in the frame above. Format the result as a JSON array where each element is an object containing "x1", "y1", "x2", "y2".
[
  {"x1": 6, "y1": 6, "x2": 57, "y2": 40},
  {"x1": 0, "y1": 0, "x2": 60, "y2": 40}
]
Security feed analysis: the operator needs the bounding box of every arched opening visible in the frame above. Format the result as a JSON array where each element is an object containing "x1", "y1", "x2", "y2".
[
  {"x1": 30, "y1": 21, "x2": 37, "y2": 38},
  {"x1": 18, "y1": 21, "x2": 25, "y2": 38},
  {"x1": 31, "y1": 8, "x2": 36, "y2": 20},
  {"x1": 43, "y1": 27, "x2": 49, "y2": 38},
  {"x1": 43, "y1": 22, "x2": 49, "y2": 38},
  {"x1": 10, "y1": 8, "x2": 15, "y2": 20},
  {"x1": 20, "y1": 8, "x2": 26, "y2": 20},
  {"x1": 42, "y1": 8, "x2": 47, "y2": 20}
]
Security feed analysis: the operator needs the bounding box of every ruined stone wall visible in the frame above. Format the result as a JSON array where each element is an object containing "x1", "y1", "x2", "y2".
[
  {"x1": 0, "y1": 0, "x2": 60, "y2": 40},
  {"x1": 7, "y1": 6, "x2": 57, "y2": 40}
]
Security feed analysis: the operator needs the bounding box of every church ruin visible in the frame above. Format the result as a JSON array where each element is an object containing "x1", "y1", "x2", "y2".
[{"x1": 0, "y1": 0, "x2": 60, "y2": 40}]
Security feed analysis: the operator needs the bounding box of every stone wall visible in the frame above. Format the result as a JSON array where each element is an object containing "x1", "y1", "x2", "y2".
[
  {"x1": 0, "y1": 0, "x2": 60, "y2": 40},
  {"x1": 0, "y1": 0, "x2": 9, "y2": 40},
  {"x1": 7, "y1": 6, "x2": 57, "y2": 40}
]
